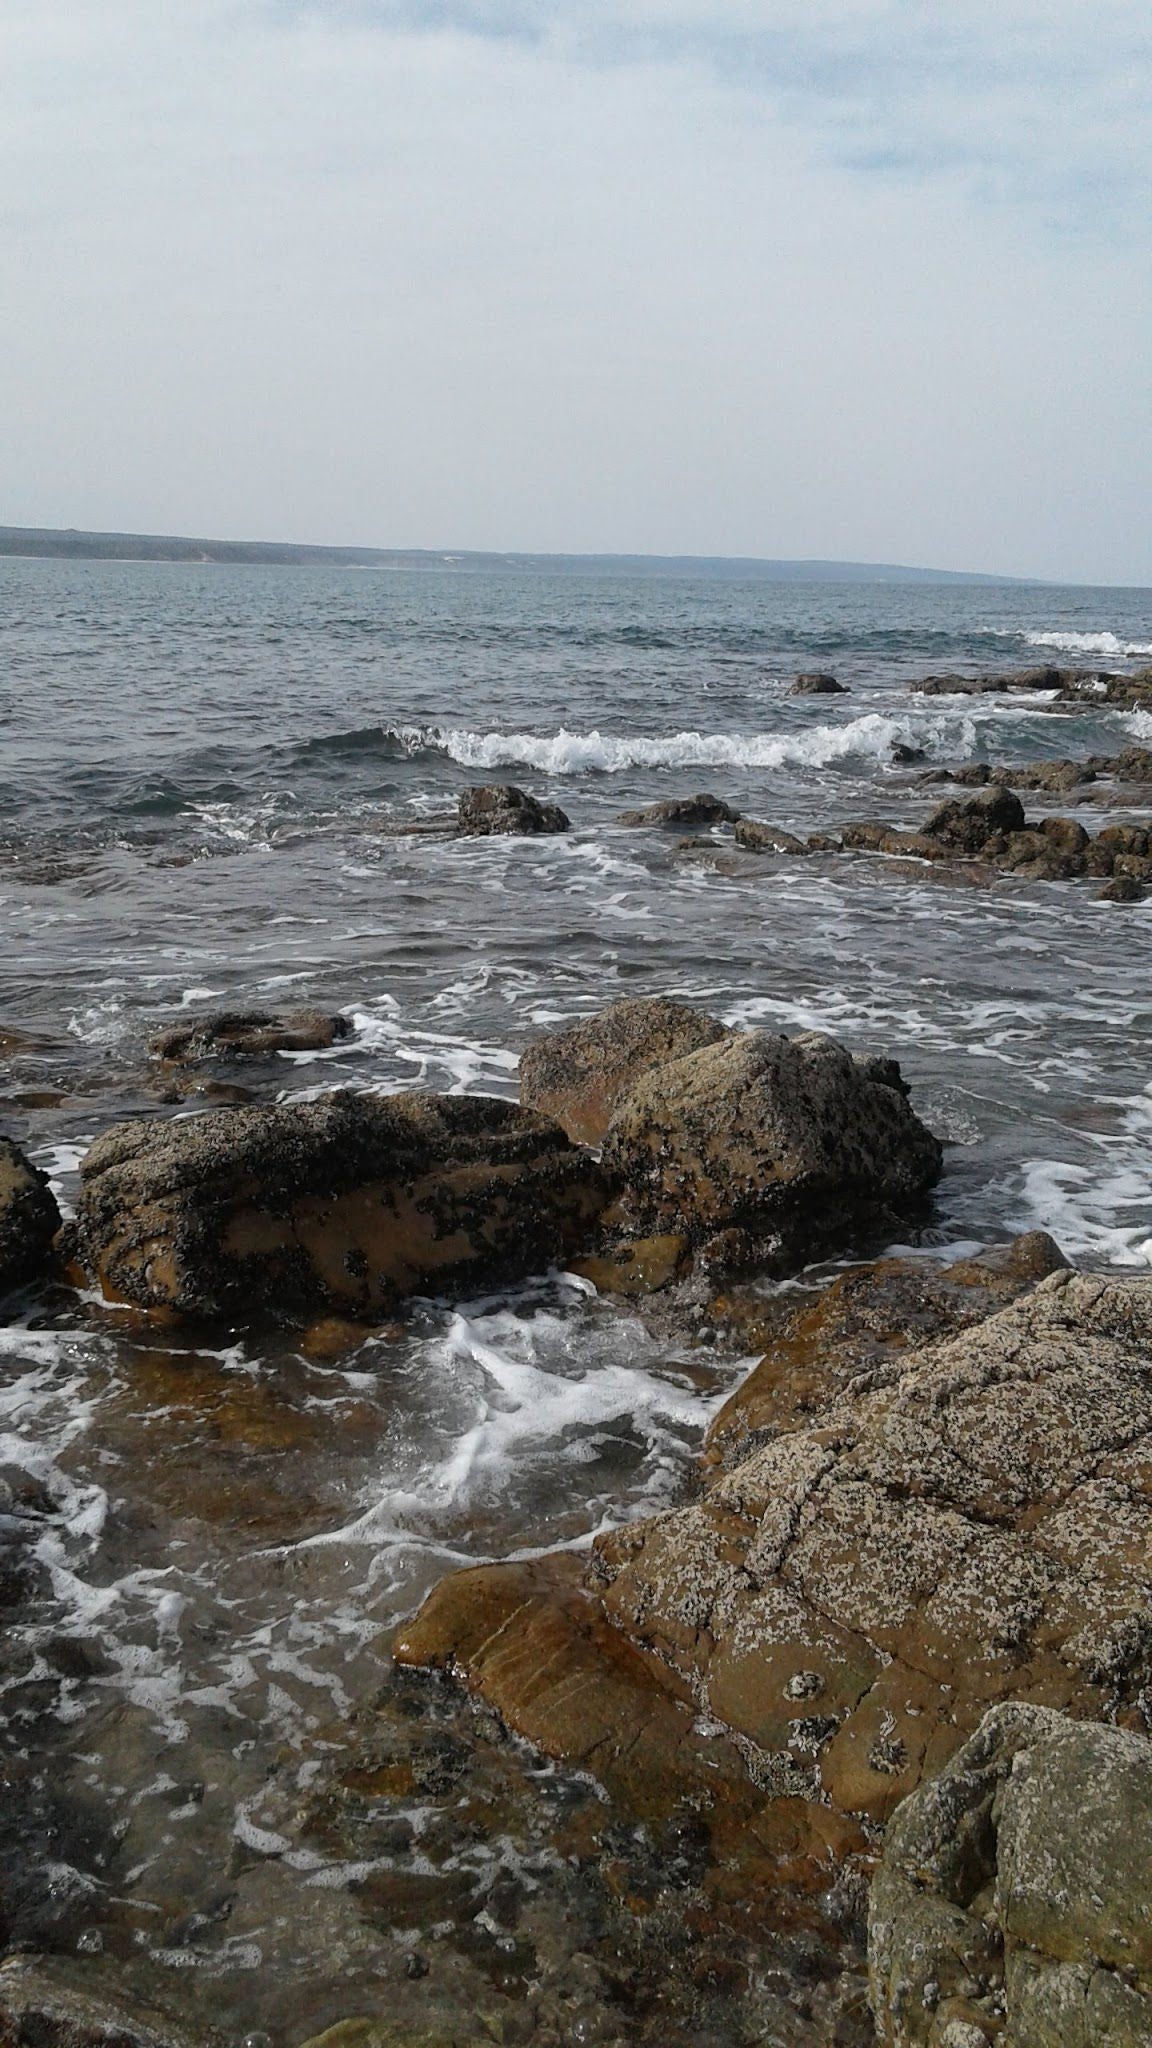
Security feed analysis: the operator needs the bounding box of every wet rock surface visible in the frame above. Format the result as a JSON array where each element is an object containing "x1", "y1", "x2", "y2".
[
  {"x1": 150, "y1": 1009, "x2": 353, "y2": 1064},
  {"x1": 617, "y1": 793, "x2": 740, "y2": 827},
  {"x1": 456, "y1": 784, "x2": 570, "y2": 835},
  {"x1": 792, "y1": 673, "x2": 848, "y2": 695},
  {"x1": 73, "y1": 1090, "x2": 609, "y2": 1321},
  {"x1": 518, "y1": 996, "x2": 730, "y2": 1146},
  {"x1": 909, "y1": 663, "x2": 1152, "y2": 707},
  {"x1": 869, "y1": 1702, "x2": 1152, "y2": 2047},
  {"x1": 0, "y1": 1136, "x2": 61, "y2": 1300},
  {"x1": 599, "y1": 1028, "x2": 942, "y2": 1269}
]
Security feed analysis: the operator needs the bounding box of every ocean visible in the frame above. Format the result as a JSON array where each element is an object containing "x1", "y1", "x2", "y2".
[{"x1": 1, "y1": 555, "x2": 1150, "y2": 2037}]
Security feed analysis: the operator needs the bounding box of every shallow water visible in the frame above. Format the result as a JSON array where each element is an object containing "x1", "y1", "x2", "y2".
[{"x1": 1, "y1": 559, "x2": 1151, "y2": 2040}]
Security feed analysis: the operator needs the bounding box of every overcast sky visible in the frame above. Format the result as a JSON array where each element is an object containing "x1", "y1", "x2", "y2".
[{"x1": 2, "y1": 0, "x2": 1150, "y2": 581}]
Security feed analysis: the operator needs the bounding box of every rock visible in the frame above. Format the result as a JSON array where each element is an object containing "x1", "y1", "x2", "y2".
[
  {"x1": 518, "y1": 997, "x2": 729, "y2": 1146},
  {"x1": 456, "y1": 784, "x2": 570, "y2": 835},
  {"x1": 150, "y1": 1008, "x2": 352, "y2": 1063},
  {"x1": 869, "y1": 1703, "x2": 1152, "y2": 2047},
  {"x1": 1097, "y1": 823, "x2": 1152, "y2": 857},
  {"x1": 923, "y1": 787, "x2": 1027, "y2": 854},
  {"x1": 733, "y1": 820, "x2": 810, "y2": 855},
  {"x1": 0, "y1": 1137, "x2": 60, "y2": 1298},
  {"x1": 1100, "y1": 875, "x2": 1147, "y2": 903},
  {"x1": 842, "y1": 822, "x2": 957, "y2": 862},
  {"x1": 0, "y1": 1956, "x2": 210, "y2": 2048},
  {"x1": 599, "y1": 1029, "x2": 942, "y2": 1268},
  {"x1": 73, "y1": 1090, "x2": 610, "y2": 1322},
  {"x1": 806, "y1": 831, "x2": 843, "y2": 852},
  {"x1": 889, "y1": 744, "x2": 925, "y2": 764},
  {"x1": 791, "y1": 674, "x2": 848, "y2": 695},
  {"x1": 616, "y1": 793, "x2": 740, "y2": 828},
  {"x1": 567, "y1": 1232, "x2": 690, "y2": 1296}
]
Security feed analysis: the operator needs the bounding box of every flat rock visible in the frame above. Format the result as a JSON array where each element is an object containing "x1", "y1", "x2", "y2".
[
  {"x1": 869, "y1": 1702, "x2": 1152, "y2": 2046},
  {"x1": 73, "y1": 1090, "x2": 609, "y2": 1322},
  {"x1": 456, "y1": 784, "x2": 570, "y2": 835},
  {"x1": 0, "y1": 1136, "x2": 60, "y2": 1299},
  {"x1": 150, "y1": 1008, "x2": 352, "y2": 1063},
  {"x1": 600, "y1": 1028, "x2": 942, "y2": 1269},
  {"x1": 616, "y1": 793, "x2": 740, "y2": 827},
  {"x1": 518, "y1": 996, "x2": 729, "y2": 1145},
  {"x1": 733, "y1": 819, "x2": 809, "y2": 854}
]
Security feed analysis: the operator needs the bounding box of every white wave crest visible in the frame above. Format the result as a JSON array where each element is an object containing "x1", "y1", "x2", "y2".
[
  {"x1": 1125, "y1": 709, "x2": 1152, "y2": 739},
  {"x1": 426, "y1": 712, "x2": 975, "y2": 776},
  {"x1": 1024, "y1": 630, "x2": 1152, "y2": 658}
]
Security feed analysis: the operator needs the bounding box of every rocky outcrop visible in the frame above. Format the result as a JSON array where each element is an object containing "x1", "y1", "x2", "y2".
[
  {"x1": 922, "y1": 786, "x2": 1027, "y2": 852},
  {"x1": 792, "y1": 673, "x2": 848, "y2": 695},
  {"x1": 869, "y1": 1703, "x2": 1152, "y2": 2047},
  {"x1": 518, "y1": 996, "x2": 729, "y2": 1146},
  {"x1": 73, "y1": 1090, "x2": 609, "y2": 1322},
  {"x1": 0, "y1": 1137, "x2": 60, "y2": 1299},
  {"x1": 910, "y1": 664, "x2": 1152, "y2": 708},
  {"x1": 150, "y1": 1009, "x2": 352, "y2": 1063},
  {"x1": 733, "y1": 819, "x2": 810, "y2": 854},
  {"x1": 456, "y1": 784, "x2": 570, "y2": 835},
  {"x1": 617, "y1": 793, "x2": 740, "y2": 827},
  {"x1": 399, "y1": 1271, "x2": 1152, "y2": 1877},
  {"x1": 600, "y1": 1029, "x2": 942, "y2": 1269},
  {"x1": 920, "y1": 744, "x2": 1152, "y2": 796}
]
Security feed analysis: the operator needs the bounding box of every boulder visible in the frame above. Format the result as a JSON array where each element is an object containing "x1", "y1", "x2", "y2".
[
  {"x1": 518, "y1": 997, "x2": 729, "y2": 1146},
  {"x1": 791, "y1": 673, "x2": 847, "y2": 695},
  {"x1": 616, "y1": 793, "x2": 739, "y2": 828},
  {"x1": 923, "y1": 787, "x2": 1027, "y2": 854},
  {"x1": 869, "y1": 1703, "x2": 1152, "y2": 2047},
  {"x1": 1100, "y1": 876, "x2": 1147, "y2": 903},
  {"x1": 733, "y1": 820, "x2": 810, "y2": 855},
  {"x1": 456, "y1": 784, "x2": 570, "y2": 835},
  {"x1": 73, "y1": 1090, "x2": 609, "y2": 1322},
  {"x1": 842, "y1": 822, "x2": 957, "y2": 862},
  {"x1": 0, "y1": 1137, "x2": 60, "y2": 1298},
  {"x1": 150, "y1": 1008, "x2": 352, "y2": 1064},
  {"x1": 600, "y1": 1029, "x2": 942, "y2": 1267}
]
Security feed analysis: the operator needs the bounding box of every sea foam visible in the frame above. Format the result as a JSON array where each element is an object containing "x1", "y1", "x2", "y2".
[
  {"x1": 1024, "y1": 630, "x2": 1152, "y2": 658},
  {"x1": 393, "y1": 711, "x2": 977, "y2": 775}
]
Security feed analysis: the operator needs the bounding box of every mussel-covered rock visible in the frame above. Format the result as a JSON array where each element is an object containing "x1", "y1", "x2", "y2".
[
  {"x1": 600, "y1": 1028, "x2": 942, "y2": 1267},
  {"x1": 456, "y1": 784, "x2": 570, "y2": 835},
  {"x1": 73, "y1": 1090, "x2": 609, "y2": 1322},
  {"x1": 0, "y1": 1137, "x2": 60, "y2": 1299},
  {"x1": 519, "y1": 996, "x2": 729, "y2": 1146},
  {"x1": 869, "y1": 1703, "x2": 1152, "y2": 2047}
]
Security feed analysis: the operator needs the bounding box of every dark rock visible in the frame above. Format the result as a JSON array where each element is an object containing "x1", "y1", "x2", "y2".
[
  {"x1": 791, "y1": 674, "x2": 847, "y2": 695},
  {"x1": 733, "y1": 820, "x2": 809, "y2": 855},
  {"x1": 841, "y1": 823, "x2": 955, "y2": 861},
  {"x1": 519, "y1": 997, "x2": 729, "y2": 1147},
  {"x1": 888, "y1": 744, "x2": 924, "y2": 764},
  {"x1": 923, "y1": 786, "x2": 1027, "y2": 853},
  {"x1": 0, "y1": 1957, "x2": 205, "y2": 2048},
  {"x1": 150, "y1": 1009, "x2": 352, "y2": 1064},
  {"x1": 869, "y1": 1704, "x2": 1152, "y2": 2047},
  {"x1": 1100, "y1": 875, "x2": 1146, "y2": 903},
  {"x1": 73, "y1": 1090, "x2": 610, "y2": 1322},
  {"x1": 0, "y1": 1137, "x2": 60, "y2": 1299},
  {"x1": 457, "y1": 784, "x2": 570, "y2": 835},
  {"x1": 617, "y1": 793, "x2": 740, "y2": 828},
  {"x1": 599, "y1": 1028, "x2": 942, "y2": 1268},
  {"x1": 805, "y1": 831, "x2": 843, "y2": 853}
]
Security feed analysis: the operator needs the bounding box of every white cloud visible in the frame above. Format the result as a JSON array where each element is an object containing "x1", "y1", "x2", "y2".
[{"x1": 0, "y1": 0, "x2": 1149, "y2": 578}]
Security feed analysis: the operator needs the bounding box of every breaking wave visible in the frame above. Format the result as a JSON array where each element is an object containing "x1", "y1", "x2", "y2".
[
  {"x1": 1024, "y1": 630, "x2": 1152, "y2": 658},
  {"x1": 356, "y1": 713, "x2": 977, "y2": 775}
]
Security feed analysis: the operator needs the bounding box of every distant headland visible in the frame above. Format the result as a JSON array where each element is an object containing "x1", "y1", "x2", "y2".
[{"x1": 0, "y1": 524, "x2": 1029, "y2": 584}]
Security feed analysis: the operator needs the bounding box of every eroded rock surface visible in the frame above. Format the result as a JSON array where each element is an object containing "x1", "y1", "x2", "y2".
[
  {"x1": 456, "y1": 784, "x2": 570, "y2": 835},
  {"x1": 600, "y1": 1029, "x2": 942, "y2": 1269},
  {"x1": 0, "y1": 1135, "x2": 60, "y2": 1299},
  {"x1": 869, "y1": 1702, "x2": 1152, "y2": 2047},
  {"x1": 74, "y1": 1090, "x2": 608, "y2": 1322},
  {"x1": 518, "y1": 997, "x2": 729, "y2": 1146}
]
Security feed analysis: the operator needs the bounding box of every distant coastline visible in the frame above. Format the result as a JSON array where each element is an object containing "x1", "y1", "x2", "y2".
[{"x1": 0, "y1": 523, "x2": 1029, "y2": 584}]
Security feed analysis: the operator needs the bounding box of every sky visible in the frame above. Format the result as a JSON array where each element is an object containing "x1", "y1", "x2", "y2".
[{"x1": 1, "y1": 0, "x2": 1150, "y2": 582}]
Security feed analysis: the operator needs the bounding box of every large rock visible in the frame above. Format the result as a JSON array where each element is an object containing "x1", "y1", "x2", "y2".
[
  {"x1": 923, "y1": 786, "x2": 1027, "y2": 853},
  {"x1": 73, "y1": 1090, "x2": 609, "y2": 1321},
  {"x1": 518, "y1": 996, "x2": 729, "y2": 1146},
  {"x1": 150, "y1": 1008, "x2": 352, "y2": 1063},
  {"x1": 600, "y1": 1028, "x2": 942, "y2": 1268},
  {"x1": 869, "y1": 1703, "x2": 1152, "y2": 2047},
  {"x1": 0, "y1": 1137, "x2": 60, "y2": 1299},
  {"x1": 456, "y1": 784, "x2": 569, "y2": 835},
  {"x1": 617, "y1": 793, "x2": 740, "y2": 827},
  {"x1": 791, "y1": 673, "x2": 848, "y2": 695}
]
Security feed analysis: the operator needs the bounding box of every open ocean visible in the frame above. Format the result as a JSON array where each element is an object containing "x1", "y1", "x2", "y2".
[{"x1": 1, "y1": 555, "x2": 1151, "y2": 2034}]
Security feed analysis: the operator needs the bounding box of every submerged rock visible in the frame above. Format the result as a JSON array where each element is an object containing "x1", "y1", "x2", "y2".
[
  {"x1": 869, "y1": 1703, "x2": 1152, "y2": 2047},
  {"x1": 600, "y1": 1028, "x2": 942, "y2": 1269},
  {"x1": 456, "y1": 784, "x2": 570, "y2": 835},
  {"x1": 74, "y1": 1090, "x2": 609, "y2": 1322},
  {"x1": 518, "y1": 996, "x2": 729, "y2": 1146},
  {"x1": 617, "y1": 793, "x2": 740, "y2": 827},
  {"x1": 150, "y1": 1009, "x2": 352, "y2": 1063},
  {"x1": 0, "y1": 1135, "x2": 60, "y2": 1298}
]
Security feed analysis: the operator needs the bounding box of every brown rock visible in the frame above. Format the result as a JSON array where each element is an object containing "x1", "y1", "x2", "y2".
[
  {"x1": 600, "y1": 1029, "x2": 942, "y2": 1269},
  {"x1": 923, "y1": 787, "x2": 1027, "y2": 853},
  {"x1": 567, "y1": 1232, "x2": 690, "y2": 1295},
  {"x1": 456, "y1": 784, "x2": 570, "y2": 835},
  {"x1": 733, "y1": 820, "x2": 809, "y2": 855},
  {"x1": 791, "y1": 673, "x2": 848, "y2": 695},
  {"x1": 518, "y1": 997, "x2": 729, "y2": 1146},
  {"x1": 0, "y1": 1137, "x2": 60, "y2": 1299},
  {"x1": 617, "y1": 793, "x2": 740, "y2": 828},
  {"x1": 1100, "y1": 875, "x2": 1147, "y2": 903},
  {"x1": 150, "y1": 1009, "x2": 352, "y2": 1064},
  {"x1": 73, "y1": 1090, "x2": 609, "y2": 1322}
]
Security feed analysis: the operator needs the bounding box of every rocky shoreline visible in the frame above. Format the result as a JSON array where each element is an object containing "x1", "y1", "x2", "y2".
[{"x1": 2, "y1": 938, "x2": 1151, "y2": 2045}]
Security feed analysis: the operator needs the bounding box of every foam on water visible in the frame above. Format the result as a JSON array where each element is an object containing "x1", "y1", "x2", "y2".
[
  {"x1": 394, "y1": 711, "x2": 980, "y2": 775},
  {"x1": 1024, "y1": 629, "x2": 1152, "y2": 658}
]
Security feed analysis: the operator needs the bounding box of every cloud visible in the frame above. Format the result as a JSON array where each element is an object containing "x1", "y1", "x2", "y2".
[{"x1": 0, "y1": 0, "x2": 1149, "y2": 578}]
